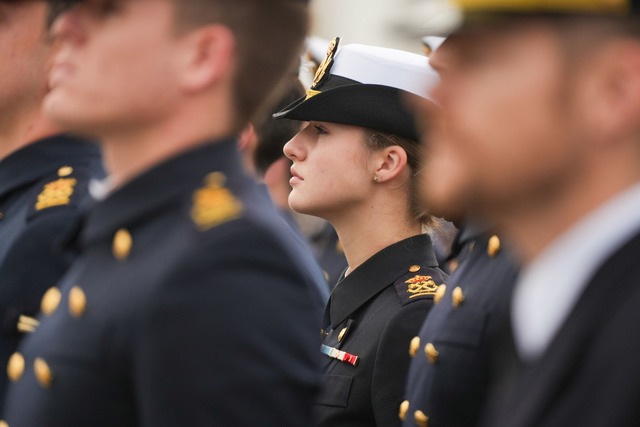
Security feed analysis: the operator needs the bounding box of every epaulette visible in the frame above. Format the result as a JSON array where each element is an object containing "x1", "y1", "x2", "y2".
[
  {"x1": 28, "y1": 166, "x2": 85, "y2": 219},
  {"x1": 394, "y1": 265, "x2": 447, "y2": 306},
  {"x1": 191, "y1": 172, "x2": 243, "y2": 231}
]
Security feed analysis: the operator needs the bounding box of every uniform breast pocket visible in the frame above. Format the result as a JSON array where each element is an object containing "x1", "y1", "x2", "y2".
[
  {"x1": 433, "y1": 306, "x2": 488, "y2": 348},
  {"x1": 316, "y1": 373, "x2": 353, "y2": 408}
]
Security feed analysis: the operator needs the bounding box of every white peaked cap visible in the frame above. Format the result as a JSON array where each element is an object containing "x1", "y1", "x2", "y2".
[{"x1": 331, "y1": 44, "x2": 439, "y2": 100}]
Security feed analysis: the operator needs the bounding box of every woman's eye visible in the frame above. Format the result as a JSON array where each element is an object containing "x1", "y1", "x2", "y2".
[
  {"x1": 314, "y1": 125, "x2": 328, "y2": 135},
  {"x1": 89, "y1": 0, "x2": 119, "y2": 16}
]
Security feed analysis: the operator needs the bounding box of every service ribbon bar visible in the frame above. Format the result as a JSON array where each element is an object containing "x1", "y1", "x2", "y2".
[{"x1": 321, "y1": 344, "x2": 359, "y2": 366}]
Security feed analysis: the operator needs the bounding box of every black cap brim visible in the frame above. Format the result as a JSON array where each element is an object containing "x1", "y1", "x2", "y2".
[{"x1": 274, "y1": 84, "x2": 421, "y2": 141}]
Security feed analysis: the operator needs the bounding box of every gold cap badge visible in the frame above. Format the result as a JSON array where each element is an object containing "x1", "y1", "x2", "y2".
[
  {"x1": 191, "y1": 172, "x2": 243, "y2": 231},
  {"x1": 311, "y1": 37, "x2": 340, "y2": 90}
]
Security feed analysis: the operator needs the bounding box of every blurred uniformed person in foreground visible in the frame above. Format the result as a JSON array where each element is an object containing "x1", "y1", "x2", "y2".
[
  {"x1": 276, "y1": 39, "x2": 446, "y2": 426},
  {"x1": 0, "y1": 0, "x2": 103, "y2": 414},
  {"x1": 1, "y1": 0, "x2": 326, "y2": 425},
  {"x1": 406, "y1": 0, "x2": 640, "y2": 426},
  {"x1": 400, "y1": 38, "x2": 520, "y2": 427},
  {"x1": 238, "y1": 78, "x2": 332, "y2": 297}
]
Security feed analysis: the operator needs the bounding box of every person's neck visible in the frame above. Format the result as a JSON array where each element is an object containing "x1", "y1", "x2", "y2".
[
  {"x1": 329, "y1": 200, "x2": 422, "y2": 276},
  {"x1": 101, "y1": 108, "x2": 235, "y2": 189},
  {"x1": 0, "y1": 106, "x2": 60, "y2": 160},
  {"x1": 496, "y1": 151, "x2": 640, "y2": 265}
]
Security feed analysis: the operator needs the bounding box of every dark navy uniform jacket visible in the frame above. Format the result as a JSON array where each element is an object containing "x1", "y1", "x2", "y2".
[
  {"x1": 2, "y1": 139, "x2": 325, "y2": 427},
  {"x1": 316, "y1": 234, "x2": 447, "y2": 427},
  {"x1": 401, "y1": 225, "x2": 519, "y2": 427},
  {"x1": 482, "y1": 228, "x2": 640, "y2": 427},
  {"x1": 0, "y1": 135, "x2": 103, "y2": 414}
]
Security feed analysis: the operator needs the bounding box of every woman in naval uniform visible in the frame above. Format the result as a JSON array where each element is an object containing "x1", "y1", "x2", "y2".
[{"x1": 275, "y1": 38, "x2": 446, "y2": 427}]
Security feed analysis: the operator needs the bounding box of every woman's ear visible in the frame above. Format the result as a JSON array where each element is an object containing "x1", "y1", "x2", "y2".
[
  {"x1": 178, "y1": 24, "x2": 235, "y2": 93},
  {"x1": 373, "y1": 145, "x2": 409, "y2": 183}
]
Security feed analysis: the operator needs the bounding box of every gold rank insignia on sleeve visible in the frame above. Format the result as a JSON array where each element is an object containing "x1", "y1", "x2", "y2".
[
  {"x1": 191, "y1": 172, "x2": 243, "y2": 231},
  {"x1": 405, "y1": 275, "x2": 438, "y2": 298},
  {"x1": 35, "y1": 178, "x2": 78, "y2": 211}
]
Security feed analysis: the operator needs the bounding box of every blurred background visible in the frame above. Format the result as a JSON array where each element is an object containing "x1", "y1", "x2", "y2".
[{"x1": 309, "y1": 0, "x2": 422, "y2": 54}]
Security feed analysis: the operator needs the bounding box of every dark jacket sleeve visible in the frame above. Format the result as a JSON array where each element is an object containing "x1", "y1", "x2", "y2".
[
  {"x1": 133, "y1": 219, "x2": 322, "y2": 427},
  {"x1": 371, "y1": 299, "x2": 434, "y2": 427}
]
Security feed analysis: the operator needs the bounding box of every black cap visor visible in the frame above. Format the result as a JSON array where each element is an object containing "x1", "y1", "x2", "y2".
[{"x1": 275, "y1": 84, "x2": 421, "y2": 141}]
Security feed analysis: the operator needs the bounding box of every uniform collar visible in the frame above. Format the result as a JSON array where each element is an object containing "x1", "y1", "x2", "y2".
[
  {"x1": 329, "y1": 234, "x2": 437, "y2": 328},
  {"x1": 0, "y1": 134, "x2": 99, "y2": 199},
  {"x1": 81, "y1": 138, "x2": 242, "y2": 247},
  {"x1": 448, "y1": 218, "x2": 493, "y2": 260}
]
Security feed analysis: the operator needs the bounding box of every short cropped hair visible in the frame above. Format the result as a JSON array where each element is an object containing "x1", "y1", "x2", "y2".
[{"x1": 173, "y1": 0, "x2": 309, "y2": 131}]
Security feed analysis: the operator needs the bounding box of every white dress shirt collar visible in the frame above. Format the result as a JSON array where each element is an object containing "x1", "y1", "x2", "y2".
[{"x1": 512, "y1": 181, "x2": 640, "y2": 361}]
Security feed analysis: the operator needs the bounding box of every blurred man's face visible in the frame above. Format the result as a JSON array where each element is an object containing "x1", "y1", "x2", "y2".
[
  {"x1": 0, "y1": 1, "x2": 49, "y2": 117},
  {"x1": 45, "y1": 0, "x2": 184, "y2": 135},
  {"x1": 422, "y1": 22, "x2": 588, "y2": 219}
]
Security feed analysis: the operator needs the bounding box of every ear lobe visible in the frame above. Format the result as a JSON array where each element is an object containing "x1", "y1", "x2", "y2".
[
  {"x1": 374, "y1": 146, "x2": 409, "y2": 183},
  {"x1": 180, "y1": 25, "x2": 235, "y2": 93}
]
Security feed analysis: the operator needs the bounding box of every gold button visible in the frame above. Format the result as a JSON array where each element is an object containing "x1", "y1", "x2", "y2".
[
  {"x1": 34, "y1": 358, "x2": 53, "y2": 388},
  {"x1": 41, "y1": 287, "x2": 62, "y2": 316},
  {"x1": 17, "y1": 315, "x2": 40, "y2": 334},
  {"x1": 425, "y1": 343, "x2": 439, "y2": 364},
  {"x1": 57, "y1": 166, "x2": 74, "y2": 177},
  {"x1": 113, "y1": 228, "x2": 133, "y2": 261},
  {"x1": 409, "y1": 265, "x2": 421, "y2": 273},
  {"x1": 69, "y1": 286, "x2": 87, "y2": 318},
  {"x1": 7, "y1": 353, "x2": 25, "y2": 383},
  {"x1": 487, "y1": 235, "x2": 501, "y2": 257},
  {"x1": 414, "y1": 410, "x2": 429, "y2": 427},
  {"x1": 338, "y1": 327, "x2": 347, "y2": 342},
  {"x1": 399, "y1": 400, "x2": 410, "y2": 421},
  {"x1": 452, "y1": 287, "x2": 465, "y2": 308},
  {"x1": 409, "y1": 336, "x2": 421, "y2": 357},
  {"x1": 434, "y1": 284, "x2": 447, "y2": 304}
]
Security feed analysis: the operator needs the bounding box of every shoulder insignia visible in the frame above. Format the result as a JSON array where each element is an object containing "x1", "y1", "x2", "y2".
[
  {"x1": 191, "y1": 172, "x2": 243, "y2": 231},
  {"x1": 35, "y1": 177, "x2": 78, "y2": 211},
  {"x1": 405, "y1": 275, "x2": 438, "y2": 299}
]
